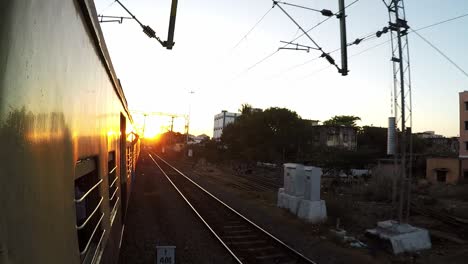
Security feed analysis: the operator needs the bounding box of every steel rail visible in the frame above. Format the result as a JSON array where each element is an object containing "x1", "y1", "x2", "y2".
[
  {"x1": 150, "y1": 152, "x2": 317, "y2": 264},
  {"x1": 148, "y1": 154, "x2": 243, "y2": 264}
]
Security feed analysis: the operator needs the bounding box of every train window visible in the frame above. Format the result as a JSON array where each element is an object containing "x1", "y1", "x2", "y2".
[
  {"x1": 74, "y1": 157, "x2": 105, "y2": 264},
  {"x1": 108, "y1": 151, "x2": 119, "y2": 224}
]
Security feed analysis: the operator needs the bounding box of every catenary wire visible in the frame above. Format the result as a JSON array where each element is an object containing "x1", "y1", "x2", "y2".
[
  {"x1": 275, "y1": 11, "x2": 468, "y2": 78},
  {"x1": 236, "y1": 0, "x2": 361, "y2": 77},
  {"x1": 232, "y1": 7, "x2": 274, "y2": 50},
  {"x1": 411, "y1": 29, "x2": 468, "y2": 79}
]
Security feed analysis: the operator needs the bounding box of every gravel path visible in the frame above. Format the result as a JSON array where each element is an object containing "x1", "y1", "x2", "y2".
[{"x1": 118, "y1": 153, "x2": 236, "y2": 264}]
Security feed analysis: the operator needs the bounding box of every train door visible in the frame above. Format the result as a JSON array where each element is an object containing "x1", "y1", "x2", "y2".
[{"x1": 120, "y1": 113, "x2": 127, "y2": 222}]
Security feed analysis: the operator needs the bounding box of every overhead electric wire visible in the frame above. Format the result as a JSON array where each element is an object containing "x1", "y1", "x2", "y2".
[
  {"x1": 283, "y1": 0, "x2": 360, "y2": 47},
  {"x1": 232, "y1": 7, "x2": 274, "y2": 50},
  {"x1": 275, "y1": 11, "x2": 468, "y2": 78},
  {"x1": 237, "y1": 0, "x2": 361, "y2": 76},
  {"x1": 99, "y1": 0, "x2": 117, "y2": 14},
  {"x1": 411, "y1": 29, "x2": 468, "y2": 79},
  {"x1": 414, "y1": 12, "x2": 468, "y2": 32},
  {"x1": 300, "y1": 38, "x2": 392, "y2": 80}
]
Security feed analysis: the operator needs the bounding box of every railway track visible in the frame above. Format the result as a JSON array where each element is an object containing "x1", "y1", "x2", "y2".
[
  {"x1": 175, "y1": 160, "x2": 281, "y2": 192},
  {"x1": 148, "y1": 153, "x2": 316, "y2": 264}
]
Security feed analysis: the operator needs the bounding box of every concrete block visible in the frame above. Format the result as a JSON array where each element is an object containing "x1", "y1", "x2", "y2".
[
  {"x1": 304, "y1": 166, "x2": 322, "y2": 201},
  {"x1": 366, "y1": 220, "x2": 431, "y2": 254},
  {"x1": 277, "y1": 188, "x2": 287, "y2": 208},
  {"x1": 297, "y1": 199, "x2": 327, "y2": 223},
  {"x1": 283, "y1": 163, "x2": 305, "y2": 196},
  {"x1": 287, "y1": 194, "x2": 303, "y2": 215},
  {"x1": 277, "y1": 189, "x2": 303, "y2": 215}
]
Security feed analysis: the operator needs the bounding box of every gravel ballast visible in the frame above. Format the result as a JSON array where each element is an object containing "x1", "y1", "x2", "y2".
[{"x1": 119, "y1": 153, "x2": 236, "y2": 264}]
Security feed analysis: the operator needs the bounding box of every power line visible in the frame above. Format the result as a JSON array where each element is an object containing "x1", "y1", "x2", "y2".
[
  {"x1": 238, "y1": 0, "x2": 361, "y2": 76},
  {"x1": 99, "y1": 0, "x2": 117, "y2": 14},
  {"x1": 300, "y1": 38, "x2": 391, "y2": 80},
  {"x1": 414, "y1": 12, "x2": 468, "y2": 31},
  {"x1": 284, "y1": 0, "x2": 360, "y2": 47},
  {"x1": 276, "y1": 11, "x2": 468, "y2": 78},
  {"x1": 232, "y1": 7, "x2": 274, "y2": 50},
  {"x1": 411, "y1": 29, "x2": 468, "y2": 79}
]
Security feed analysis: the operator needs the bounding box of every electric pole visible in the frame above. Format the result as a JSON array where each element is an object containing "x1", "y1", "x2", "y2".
[
  {"x1": 384, "y1": 0, "x2": 412, "y2": 223},
  {"x1": 338, "y1": 0, "x2": 349, "y2": 76},
  {"x1": 186, "y1": 90, "x2": 195, "y2": 145}
]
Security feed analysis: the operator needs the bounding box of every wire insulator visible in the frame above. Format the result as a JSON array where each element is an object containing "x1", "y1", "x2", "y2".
[
  {"x1": 142, "y1": 25, "x2": 156, "y2": 38},
  {"x1": 321, "y1": 9, "x2": 334, "y2": 17}
]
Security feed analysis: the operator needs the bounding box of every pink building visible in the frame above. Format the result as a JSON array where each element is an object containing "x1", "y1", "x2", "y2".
[
  {"x1": 425, "y1": 91, "x2": 468, "y2": 184},
  {"x1": 459, "y1": 91, "x2": 468, "y2": 179}
]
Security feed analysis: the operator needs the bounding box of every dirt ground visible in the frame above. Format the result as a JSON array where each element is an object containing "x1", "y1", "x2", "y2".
[{"x1": 175, "y1": 158, "x2": 468, "y2": 264}]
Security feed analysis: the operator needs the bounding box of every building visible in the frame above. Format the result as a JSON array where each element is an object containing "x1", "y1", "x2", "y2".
[
  {"x1": 313, "y1": 125, "x2": 357, "y2": 150},
  {"x1": 213, "y1": 110, "x2": 240, "y2": 140},
  {"x1": 188, "y1": 134, "x2": 210, "y2": 145},
  {"x1": 415, "y1": 131, "x2": 444, "y2": 139},
  {"x1": 426, "y1": 91, "x2": 468, "y2": 184}
]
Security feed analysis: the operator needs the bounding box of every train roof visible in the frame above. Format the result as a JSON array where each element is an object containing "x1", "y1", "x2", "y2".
[{"x1": 78, "y1": 0, "x2": 133, "y2": 122}]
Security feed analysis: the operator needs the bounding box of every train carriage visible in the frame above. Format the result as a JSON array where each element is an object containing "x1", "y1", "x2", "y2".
[{"x1": 0, "y1": 0, "x2": 139, "y2": 263}]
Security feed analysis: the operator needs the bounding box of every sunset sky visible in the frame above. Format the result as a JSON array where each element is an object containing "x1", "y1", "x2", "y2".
[{"x1": 95, "y1": 0, "x2": 468, "y2": 138}]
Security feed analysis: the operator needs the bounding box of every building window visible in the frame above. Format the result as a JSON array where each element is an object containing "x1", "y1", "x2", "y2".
[
  {"x1": 74, "y1": 157, "x2": 105, "y2": 263},
  {"x1": 436, "y1": 170, "x2": 447, "y2": 182},
  {"x1": 465, "y1": 121, "x2": 468, "y2": 130},
  {"x1": 465, "y1": 141, "x2": 468, "y2": 150},
  {"x1": 465, "y1": 102, "x2": 468, "y2": 110}
]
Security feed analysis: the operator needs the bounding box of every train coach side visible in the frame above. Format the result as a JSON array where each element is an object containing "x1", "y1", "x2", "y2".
[{"x1": 0, "y1": 0, "x2": 139, "y2": 263}]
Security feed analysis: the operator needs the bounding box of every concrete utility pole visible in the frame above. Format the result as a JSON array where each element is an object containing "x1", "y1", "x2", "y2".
[
  {"x1": 384, "y1": 0, "x2": 412, "y2": 223},
  {"x1": 185, "y1": 90, "x2": 195, "y2": 145},
  {"x1": 338, "y1": 0, "x2": 349, "y2": 76}
]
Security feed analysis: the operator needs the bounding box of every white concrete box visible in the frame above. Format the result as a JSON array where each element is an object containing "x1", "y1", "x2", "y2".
[
  {"x1": 297, "y1": 199, "x2": 327, "y2": 223},
  {"x1": 366, "y1": 220, "x2": 432, "y2": 254},
  {"x1": 277, "y1": 188, "x2": 287, "y2": 208},
  {"x1": 287, "y1": 194, "x2": 303, "y2": 215},
  {"x1": 304, "y1": 166, "x2": 322, "y2": 201},
  {"x1": 283, "y1": 163, "x2": 305, "y2": 196}
]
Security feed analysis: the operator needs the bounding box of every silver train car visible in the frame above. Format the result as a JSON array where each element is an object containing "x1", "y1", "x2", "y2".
[{"x1": 1, "y1": 0, "x2": 140, "y2": 263}]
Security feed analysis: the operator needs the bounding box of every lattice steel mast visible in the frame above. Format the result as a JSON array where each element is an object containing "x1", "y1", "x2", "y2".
[{"x1": 384, "y1": 0, "x2": 413, "y2": 223}]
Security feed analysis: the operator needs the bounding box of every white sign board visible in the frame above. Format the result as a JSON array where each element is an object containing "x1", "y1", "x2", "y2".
[
  {"x1": 156, "y1": 246, "x2": 175, "y2": 264},
  {"x1": 188, "y1": 149, "x2": 193, "y2": 157}
]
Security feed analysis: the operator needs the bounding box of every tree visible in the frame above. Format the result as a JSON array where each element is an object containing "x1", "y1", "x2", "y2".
[
  {"x1": 221, "y1": 106, "x2": 307, "y2": 163},
  {"x1": 238, "y1": 103, "x2": 253, "y2": 116},
  {"x1": 323, "y1": 115, "x2": 361, "y2": 127}
]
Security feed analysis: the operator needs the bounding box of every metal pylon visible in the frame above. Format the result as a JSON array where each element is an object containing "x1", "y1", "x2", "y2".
[{"x1": 384, "y1": 0, "x2": 413, "y2": 223}]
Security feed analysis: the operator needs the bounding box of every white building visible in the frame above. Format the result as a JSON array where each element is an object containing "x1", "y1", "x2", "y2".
[{"x1": 213, "y1": 110, "x2": 240, "y2": 140}]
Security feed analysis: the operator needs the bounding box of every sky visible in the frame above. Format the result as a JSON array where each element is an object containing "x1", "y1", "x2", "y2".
[{"x1": 94, "y1": 0, "x2": 468, "y2": 138}]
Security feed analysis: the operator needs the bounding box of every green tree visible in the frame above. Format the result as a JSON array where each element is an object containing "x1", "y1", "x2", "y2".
[
  {"x1": 238, "y1": 103, "x2": 253, "y2": 116},
  {"x1": 221, "y1": 106, "x2": 307, "y2": 163},
  {"x1": 323, "y1": 115, "x2": 361, "y2": 127}
]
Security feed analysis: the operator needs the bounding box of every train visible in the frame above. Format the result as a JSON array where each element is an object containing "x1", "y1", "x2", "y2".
[{"x1": 1, "y1": 0, "x2": 140, "y2": 263}]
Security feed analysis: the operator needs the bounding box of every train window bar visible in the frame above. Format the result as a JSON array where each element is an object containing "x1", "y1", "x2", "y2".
[
  {"x1": 79, "y1": 213, "x2": 104, "y2": 257},
  {"x1": 76, "y1": 197, "x2": 104, "y2": 230},
  {"x1": 75, "y1": 179, "x2": 103, "y2": 203},
  {"x1": 108, "y1": 151, "x2": 119, "y2": 223},
  {"x1": 74, "y1": 157, "x2": 105, "y2": 264},
  {"x1": 90, "y1": 228, "x2": 106, "y2": 264}
]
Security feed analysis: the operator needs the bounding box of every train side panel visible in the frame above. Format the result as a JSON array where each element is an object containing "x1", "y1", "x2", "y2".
[{"x1": 0, "y1": 0, "x2": 137, "y2": 263}]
